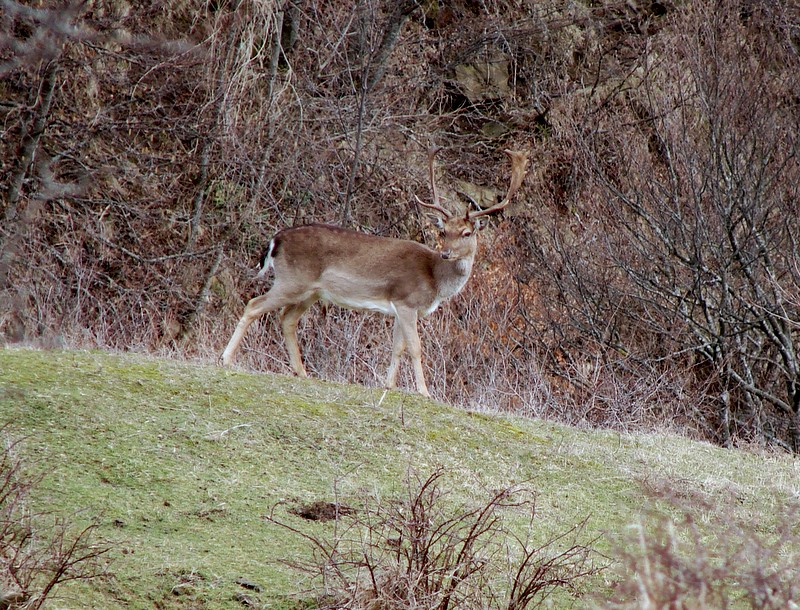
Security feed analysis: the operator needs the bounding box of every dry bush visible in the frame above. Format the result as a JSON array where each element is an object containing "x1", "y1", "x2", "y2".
[
  {"x1": 1, "y1": 0, "x2": 442, "y2": 349},
  {"x1": 510, "y1": 0, "x2": 800, "y2": 450},
  {"x1": 266, "y1": 466, "x2": 604, "y2": 610},
  {"x1": 0, "y1": 428, "x2": 112, "y2": 608},
  {"x1": 605, "y1": 488, "x2": 800, "y2": 609}
]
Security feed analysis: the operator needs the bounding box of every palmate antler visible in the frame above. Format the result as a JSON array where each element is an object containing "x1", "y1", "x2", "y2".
[
  {"x1": 415, "y1": 147, "x2": 530, "y2": 220},
  {"x1": 469, "y1": 149, "x2": 530, "y2": 218}
]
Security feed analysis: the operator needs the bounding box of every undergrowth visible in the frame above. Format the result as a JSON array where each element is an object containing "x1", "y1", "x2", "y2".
[
  {"x1": 605, "y1": 489, "x2": 800, "y2": 609},
  {"x1": 0, "y1": 427, "x2": 113, "y2": 609},
  {"x1": 266, "y1": 466, "x2": 605, "y2": 609}
]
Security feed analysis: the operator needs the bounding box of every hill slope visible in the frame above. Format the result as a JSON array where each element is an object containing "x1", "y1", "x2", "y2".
[{"x1": 1, "y1": 348, "x2": 798, "y2": 608}]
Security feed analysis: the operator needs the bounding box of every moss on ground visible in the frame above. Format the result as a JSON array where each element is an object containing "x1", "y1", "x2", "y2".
[{"x1": 1, "y1": 347, "x2": 798, "y2": 608}]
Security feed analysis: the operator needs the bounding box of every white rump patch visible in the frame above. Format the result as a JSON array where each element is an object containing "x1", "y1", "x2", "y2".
[{"x1": 257, "y1": 239, "x2": 276, "y2": 279}]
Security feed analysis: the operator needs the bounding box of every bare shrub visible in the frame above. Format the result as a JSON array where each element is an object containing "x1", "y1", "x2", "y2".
[
  {"x1": 605, "y1": 487, "x2": 800, "y2": 609},
  {"x1": 514, "y1": 0, "x2": 800, "y2": 450},
  {"x1": 0, "y1": 428, "x2": 112, "y2": 608},
  {"x1": 265, "y1": 466, "x2": 604, "y2": 609}
]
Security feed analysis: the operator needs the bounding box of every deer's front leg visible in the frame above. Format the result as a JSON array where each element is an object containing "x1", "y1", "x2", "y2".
[
  {"x1": 389, "y1": 306, "x2": 429, "y2": 397},
  {"x1": 386, "y1": 317, "x2": 406, "y2": 390}
]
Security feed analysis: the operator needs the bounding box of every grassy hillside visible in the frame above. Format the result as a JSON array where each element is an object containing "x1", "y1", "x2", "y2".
[{"x1": 1, "y1": 347, "x2": 798, "y2": 609}]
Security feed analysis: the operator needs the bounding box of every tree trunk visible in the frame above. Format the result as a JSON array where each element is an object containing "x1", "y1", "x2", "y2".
[
  {"x1": 1, "y1": 59, "x2": 60, "y2": 338},
  {"x1": 789, "y1": 381, "x2": 800, "y2": 454},
  {"x1": 4, "y1": 59, "x2": 59, "y2": 217}
]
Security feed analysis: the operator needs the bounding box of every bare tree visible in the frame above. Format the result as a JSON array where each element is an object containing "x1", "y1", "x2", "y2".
[{"x1": 521, "y1": 0, "x2": 800, "y2": 450}]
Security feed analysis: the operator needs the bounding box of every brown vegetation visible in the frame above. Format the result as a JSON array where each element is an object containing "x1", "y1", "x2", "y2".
[
  {"x1": 0, "y1": 430, "x2": 112, "y2": 608},
  {"x1": 265, "y1": 466, "x2": 603, "y2": 609},
  {"x1": 1, "y1": 0, "x2": 799, "y2": 450},
  {"x1": 607, "y1": 486, "x2": 800, "y2": 609}
]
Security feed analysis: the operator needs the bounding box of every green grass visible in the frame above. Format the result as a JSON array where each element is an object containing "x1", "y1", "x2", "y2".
[{"x1": 1, "y1": 347, "x2": 798, "y2": 608}]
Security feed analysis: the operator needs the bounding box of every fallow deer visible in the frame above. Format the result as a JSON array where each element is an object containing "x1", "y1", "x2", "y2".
[{"x1": 221, "y1": 148, "x2": 529, "y2": 396}]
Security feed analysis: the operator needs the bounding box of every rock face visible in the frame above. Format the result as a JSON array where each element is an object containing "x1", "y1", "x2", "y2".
[{"x1": 454, "y1": 57, "x2": 510, "y2": 103}]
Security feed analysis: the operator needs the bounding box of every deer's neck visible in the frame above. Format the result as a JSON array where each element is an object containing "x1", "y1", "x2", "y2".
[{"x1": 434, "y1": 253, "x2": 475, "y2": 301}]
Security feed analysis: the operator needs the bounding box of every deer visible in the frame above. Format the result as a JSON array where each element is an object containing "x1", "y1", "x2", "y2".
[{"x1": 220, "y1": 147, "x2": 530, "y2": 397}]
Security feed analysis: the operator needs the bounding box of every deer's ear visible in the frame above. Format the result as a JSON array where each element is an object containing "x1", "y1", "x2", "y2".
[{"x1": 428, "y1": 214, "x2": 446, "y2": 229}]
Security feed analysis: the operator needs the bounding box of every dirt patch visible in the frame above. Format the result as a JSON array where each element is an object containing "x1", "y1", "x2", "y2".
[{"x1": 290, "y1": 500, "x2": 355, "y2": 522}]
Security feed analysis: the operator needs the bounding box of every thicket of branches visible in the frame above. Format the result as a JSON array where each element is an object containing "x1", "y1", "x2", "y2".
[
  {"x1": 266, "y1": 467, "x2": 603, "y2": 609},
  {"x1": 516, "y1": 0, "x2": 800, "y2": 450},
  {"x1": 1, "y1": 0, "x2": 798, "y2": 450},
  {"x1": 0, "y1": 429, "x2": 112, "y2": 607}
]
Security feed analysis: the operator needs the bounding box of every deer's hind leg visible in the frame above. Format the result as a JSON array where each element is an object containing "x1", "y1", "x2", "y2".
[
  {"x1": 279, "y1": 296, "x2": 318, "y2": 377},
  {"x1": 221, "y1": 285, "x2": 311, "y2": 366}
]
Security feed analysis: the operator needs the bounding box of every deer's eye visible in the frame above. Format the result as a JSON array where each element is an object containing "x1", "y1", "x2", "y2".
[{"x1": 461, "y1": 229, "x2": 472, "y2": 238}]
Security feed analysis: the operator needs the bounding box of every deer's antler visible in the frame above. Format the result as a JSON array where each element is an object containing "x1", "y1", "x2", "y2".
[
  {"x1": 415, "y1": 146, "x2": 452, "y2": 219},
  {"x1": 469, "y1": 149, "x2": 530, "y2": 218}
]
